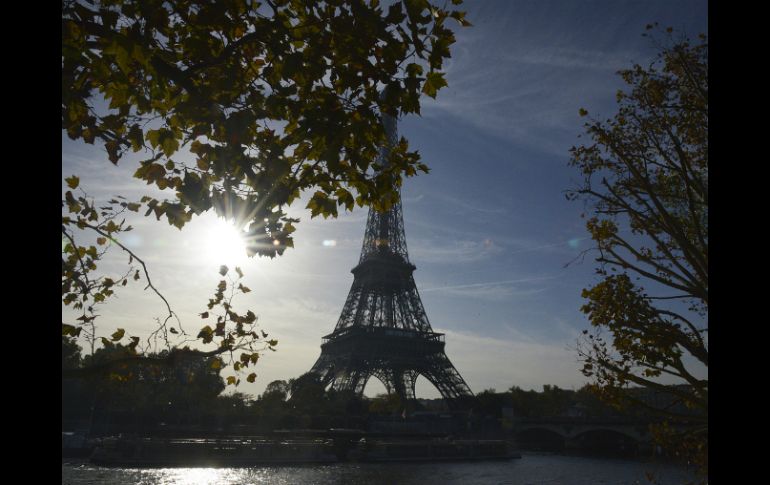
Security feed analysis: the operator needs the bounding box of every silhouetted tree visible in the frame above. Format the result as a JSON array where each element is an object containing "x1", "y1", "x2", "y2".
[
  {"x1": 264, "y1": 379, "x2": 290, "y2": 399},
  {"x1": 569, "y1": 26, "x2": 707, "y2": 479},
  {"x1": 62, "y1": 336, "x2": 82, "y2": 370},
  {"x1": 368, "y1": 393, "x2": 403, "y2": 416},
  {"x1": 474, "y1": 389, "x2": 509, "y2": 418},
  {"x1": 255, "y1": 379, "x2": 290, "y2": 415},
  {"x1": 73, "y1": 344, "x2": 226, "y2": 429},
  {"x1": 288, "y1": 373, "x2": 326, "y2": 414}
]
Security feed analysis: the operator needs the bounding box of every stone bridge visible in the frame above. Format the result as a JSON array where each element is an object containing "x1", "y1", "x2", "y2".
[{"x1": 511, "y1": 417, "x2": 684, "y2": 454}]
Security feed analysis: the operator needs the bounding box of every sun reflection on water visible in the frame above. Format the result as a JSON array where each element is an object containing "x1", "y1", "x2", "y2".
[{"x1": 155, "y1": 467, "x2": 255, "y2": 485}]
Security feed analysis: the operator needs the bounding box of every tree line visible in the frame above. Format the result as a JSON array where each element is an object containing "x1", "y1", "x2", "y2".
[{"x1": 64, "y1": 336, "x2": 695, "y2": 436}]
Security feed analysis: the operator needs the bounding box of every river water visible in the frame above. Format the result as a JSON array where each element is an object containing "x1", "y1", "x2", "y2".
[{"x1": 62, "y1": 453, "x2": 697, "y2": 484}]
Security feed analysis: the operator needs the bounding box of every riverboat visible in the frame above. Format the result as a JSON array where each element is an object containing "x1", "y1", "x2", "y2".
[
  {"x1": 90, "y1": 436, "x2": 338, "y2": 467},
  {"x1": 89, "y1": 433, "x2": 521, "y2": 466},
  {"x1": 350, "y1": 438, "x2": 521, "y2": 462}
]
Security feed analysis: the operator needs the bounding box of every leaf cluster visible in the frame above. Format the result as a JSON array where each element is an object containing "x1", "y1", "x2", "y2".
[
  {"x1": 62, "y1": 181, "x2": 270, "y2": 386},
  {"x1": 62, "y1": 177, "x2": 142, "y2": 351},
  {"x1": 62, "y1": 0, "x2": 469, "y2": 257}
]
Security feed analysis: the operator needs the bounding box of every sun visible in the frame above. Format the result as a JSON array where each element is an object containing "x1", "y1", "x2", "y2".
[{"x1": 203, "y1": 218, "x2": 249, "y2": 267}]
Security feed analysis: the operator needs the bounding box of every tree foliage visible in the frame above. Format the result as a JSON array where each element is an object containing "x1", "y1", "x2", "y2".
[
  {"x1": 62, "y1": 0, "x2": 467, "y2": 383},
  {"x1": 62, "y1": 180, "x2": 272, "y2": 382},
  {"x1": 367, "y1": 392, "x2": 403, "y2": 415},
  {"x1": 287, "y1": 372, "x2": 326, "y2": 412},
  {"x1": 63, "y1": 338, "x2": 230, "y2": 429},
  {"x1": 568, "y1": 26, "x2": 707, "y2": 478},
  {"x1": 62, "y1": 0, "x2": 468, "y2": 257}
]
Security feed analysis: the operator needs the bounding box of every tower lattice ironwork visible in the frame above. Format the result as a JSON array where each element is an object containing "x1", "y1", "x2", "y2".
[{"x1": 309, "y1": 111, "x2": 473, "y2": 409}]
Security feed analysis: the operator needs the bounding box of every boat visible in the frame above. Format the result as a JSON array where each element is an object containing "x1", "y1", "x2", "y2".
[
  {"x1": 89, "y1": 432, "x2": 521, "y2": 467},
  {"x1": 90, "y1": 436, "x2": 339, "y2": 467},
  {"x1": 349, "y1": 438, "x2": 521, "y2": 462}
]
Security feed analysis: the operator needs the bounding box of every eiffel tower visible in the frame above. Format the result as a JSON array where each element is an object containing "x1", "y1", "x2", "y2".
[{"x1": 309, "y1": 109, "x2": 474, "y2": 410}]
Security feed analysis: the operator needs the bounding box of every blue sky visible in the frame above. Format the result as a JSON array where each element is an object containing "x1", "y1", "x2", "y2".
[{"x1": 62, "y1": 0, "x2": 707, "y2": 398}]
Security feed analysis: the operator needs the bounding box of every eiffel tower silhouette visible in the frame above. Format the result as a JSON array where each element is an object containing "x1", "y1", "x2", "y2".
[{"x1": 309, "y1": 109, "x2": 473, "y2": 410}]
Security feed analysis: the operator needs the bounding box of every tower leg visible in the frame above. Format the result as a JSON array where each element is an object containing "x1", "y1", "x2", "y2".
[{"x1": 419, "y1": 353, "x2": 474, "y2": 409}]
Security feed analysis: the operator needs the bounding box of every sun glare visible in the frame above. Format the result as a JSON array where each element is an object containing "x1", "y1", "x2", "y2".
[{"x1": 203, "y1": 218, "x2": 249, "y2": 267}]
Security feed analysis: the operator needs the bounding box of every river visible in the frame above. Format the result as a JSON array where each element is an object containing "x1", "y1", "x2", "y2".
[{"x1": 62, "y1": 453, "x2": 697, "y2": 484}]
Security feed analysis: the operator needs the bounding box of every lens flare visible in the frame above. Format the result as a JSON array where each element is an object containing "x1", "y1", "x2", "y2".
[{"x1": 203, "y1": 218, "x2": 249, "y2": 266}]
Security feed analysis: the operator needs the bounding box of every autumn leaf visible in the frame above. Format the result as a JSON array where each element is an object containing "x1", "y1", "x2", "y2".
[
  {"x1": 65, "y1": 175, "x2": 80, "y2": 189},
  {"x1": 422, "y1": 72, "x2": 447, "y2": 98}
]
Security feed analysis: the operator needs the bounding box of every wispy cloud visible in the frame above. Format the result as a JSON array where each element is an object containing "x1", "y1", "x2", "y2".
[
  {"x1": 421, "y1": 275, "x2": 558, "y2": 301},
  {"x1": 402, "y1": 194, "x2": 424, "y2": 203},
  {"x1": 409, "y1": 238, "x2": 503, "y2": 264},
  {"x1": 414, "y1": 2, "x2": 667, "y2": 158},
  {"x1": 424, "y1": 192, "x2": 507, "y2": 215}
]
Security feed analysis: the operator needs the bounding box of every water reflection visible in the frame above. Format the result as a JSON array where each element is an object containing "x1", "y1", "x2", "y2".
[
  {"x1": 157, "y1": 468, "x2": 235, "y2": 485},
  {"x1": 63, "y1": 455, "x2": 697, "y2": 485}
]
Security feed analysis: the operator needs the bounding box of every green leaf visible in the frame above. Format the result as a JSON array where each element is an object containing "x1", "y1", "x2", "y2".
[
  {"x1": 128, "y1": 336, "x2": 140, "y2": 350},
  {"x1": 247, "y1": 373, "x2": 257, "y2": 383},
  {"x1": 65, "y1": 175, "x2": 80, "y2": 189},
  {"x1": 197, "y1": 325, "x2": 214, "y2": 344},
  {"x1": 111, "y1": 328, "x2": 125, "y2": 341},
  {"x1": 406, "y1": 63, "x2": 423, "y2": 77},
  {"x1": 449, "y1": 11, "x2": 472, "y2": 27},
  {"x1": 422, "y1": 72, "x2": 447, "y2": 98}
]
